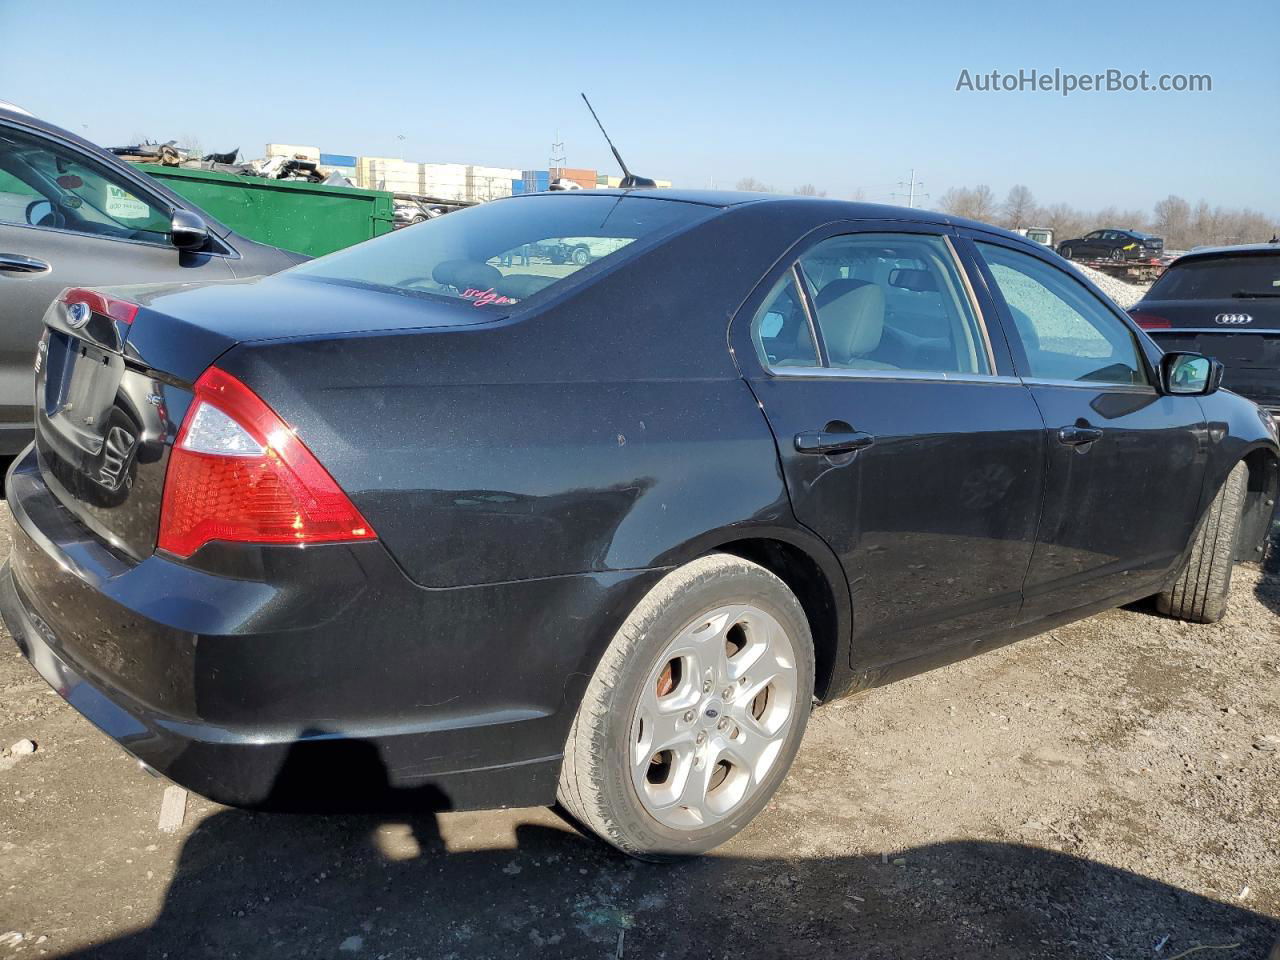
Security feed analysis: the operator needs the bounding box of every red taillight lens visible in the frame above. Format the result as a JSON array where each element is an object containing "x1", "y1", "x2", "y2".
[
  {"x1": 1129, "y1": 311, "x2": 1171, "y2": 330},
  {"x1": 157, "y1": 367, "x2": 376, "y2": 558},
  {"x1": 59, "y1": 287, "x2": 139, "y2": 325}
]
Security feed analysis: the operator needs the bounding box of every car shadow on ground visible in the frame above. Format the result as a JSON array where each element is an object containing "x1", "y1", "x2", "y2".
[{"x1": 50, "y1": 739, "x2": 1280, "y2": 960}]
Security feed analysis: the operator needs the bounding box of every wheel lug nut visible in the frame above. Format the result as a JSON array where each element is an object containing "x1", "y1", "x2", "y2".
[
  {"x1": 683, "y1": 710, "x2": 695, "y2": 723},
  {"x1": 702, "y1": 680, "x2": 713, "y2": 693},
  {"x1": 717, "y1": 718, "x2": 729, "y2": 732},
  {"x1": 722, "y1": 687, "x2": 734, "y2": 700},
  {"x1": 694, "y1": 756, "x2": 704, "y2": 768},
  {"x1": 739, "y1": 676, "x2": 749, "y2": 686},
  {"x1": 695, "y1": 732, "x2": 706, "y2": 745}
]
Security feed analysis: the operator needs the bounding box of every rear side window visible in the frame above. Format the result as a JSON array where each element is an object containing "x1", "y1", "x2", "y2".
[
  {"x1": 977, "y1": 243, "x2": 1149, "y2": 386},
  {"x1": 1147, "y1": 255, "x2": 1280, "y2": 301},
  {"x1": 795, "y1": 233, "x2": 991, "y2": 375},
  {"x1": 292, "y1": 195, "x2": 715, "y2": 310},
  {"x1": 752, "y1": 270, "x2": 819, "y2": 368}
]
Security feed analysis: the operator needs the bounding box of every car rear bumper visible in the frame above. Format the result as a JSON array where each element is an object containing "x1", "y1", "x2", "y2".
[{"x1": 1, "y1": 447, "x2": 663, "y2": 810}]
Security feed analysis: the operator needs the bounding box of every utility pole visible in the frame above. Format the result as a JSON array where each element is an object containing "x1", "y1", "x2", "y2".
[{"x1": 893, "y1": 168, "x2": 927, "y2": 208}]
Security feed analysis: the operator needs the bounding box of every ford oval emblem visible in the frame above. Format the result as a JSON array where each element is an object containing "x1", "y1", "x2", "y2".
[
  {"x1": 66, "y1": 301, "x2": 92, "y2": 329},
  {"x1": 1215, "y1": 313, "x2": 1253, "y2": 325}
]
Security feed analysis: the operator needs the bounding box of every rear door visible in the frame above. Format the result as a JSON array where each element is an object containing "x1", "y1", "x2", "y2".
[
  {"x1": 1133, "y1": 251, "x2": 1280, "y2": 412},
  {"x1": 734, "y1": 223, "x2": 1046, "y2": 671},
  {"x1": 0, "y1": 120, "x2": 234, "y2": 446},
  {"x1": 965, "y1": 234, "x2": 1207, "y2": 619}
]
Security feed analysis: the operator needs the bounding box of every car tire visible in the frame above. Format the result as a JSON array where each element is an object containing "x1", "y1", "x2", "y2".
[
  {"x1": 558, "y1": 553, "x2": 815, "y2": 860},
  {"x1": 571, "y1": 247, "x2": 590, "y2": 266},
  {"x1": 1157, "y1": 462, "x2": 1248, "y2": 623},
  {"x1": 1061, "y1": 246, "x2": 1074, "y2": 260},
  {"x1": 411, "y1": 215, "x2": 427, "y2": 225}
]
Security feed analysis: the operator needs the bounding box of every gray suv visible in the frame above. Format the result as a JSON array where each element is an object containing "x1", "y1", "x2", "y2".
[{"x1": 0, "y1": 105, "x2": 302, "y2": 453}]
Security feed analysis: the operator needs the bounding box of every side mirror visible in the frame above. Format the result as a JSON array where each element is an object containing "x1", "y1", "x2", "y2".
[
  {"x1": 1161, "y1": 352, "x2": 1222, "y2": 396},
  {"x1": 170, "y1": 209, "x2": 209, "y2": 251}
]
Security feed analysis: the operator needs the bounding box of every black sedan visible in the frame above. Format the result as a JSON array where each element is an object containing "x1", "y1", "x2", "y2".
[
  {"x1": 1058, "y1": 228, "x2": 1164, "y2": 261},
  {"x1": 2, "y1": 192, "x2": 1276, "y2": 858},
  {"x1": 1130, "y1": 244, "x2": 1280, "y2": 416}
]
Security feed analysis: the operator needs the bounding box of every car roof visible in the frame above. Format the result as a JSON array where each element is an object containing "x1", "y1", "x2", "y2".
[
  {"x1": 1172, "y1": 242, "x2": 1280, "y2": 264},
  {"x1": 511, "y1": 188, "x2": 1032, "y2": 240}
]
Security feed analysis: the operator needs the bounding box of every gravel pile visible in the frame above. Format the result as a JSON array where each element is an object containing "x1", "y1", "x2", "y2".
[{"x1": 1070, "y1": 263, "x2": 1150, "y2": 310}]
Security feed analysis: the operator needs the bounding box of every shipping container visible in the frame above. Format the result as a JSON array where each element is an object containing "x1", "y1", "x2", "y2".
[
  {"x1": 265, "y1": 143, "x2": 320, "y2": 161},
  {"x1": 550, "y1": 166, "x2": 598, "y2": 190}
]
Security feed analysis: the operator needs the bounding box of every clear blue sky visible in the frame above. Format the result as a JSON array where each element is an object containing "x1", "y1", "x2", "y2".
[{"x1": 2, "y1": 0, "x2": 1276, "y2": 215}]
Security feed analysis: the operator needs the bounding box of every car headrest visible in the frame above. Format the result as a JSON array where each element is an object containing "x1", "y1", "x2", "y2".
[
  {"x1": 815, "y1": 279, "x2": 885, "y2": 362},
  {"x1": 432, "y1": 259, "x2": 503, "y2": 292},
  {"x1": 497, "y1": 274, "x2": 558, "y2": 300}
]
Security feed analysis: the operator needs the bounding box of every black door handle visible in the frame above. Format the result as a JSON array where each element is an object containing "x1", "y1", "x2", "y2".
[
  {"x1": 1058, "y1": 424, "x2": 1103, "y2": 446},
  {"x1": 795, "y1": 430, "x2": 875, "y2": 455},
  {"x1": 0, "y1": 253, "x2": 51, "y2": 275}
]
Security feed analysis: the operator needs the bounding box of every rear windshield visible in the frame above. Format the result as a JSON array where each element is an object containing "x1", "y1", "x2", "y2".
[
  {"x1": 1148, "y1": 254, "x2": 1280, "y2": 300},
  {"x1": 291, "y1": 194, "x2": 715, "y2": 309}
]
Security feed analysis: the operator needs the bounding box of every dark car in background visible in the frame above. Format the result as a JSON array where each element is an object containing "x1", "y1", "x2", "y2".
[
  {"x1": 1130, "y1": 244, "x2": 1280, "y2": 416},
  {"x1": 0, "y1": 105, "x2": 301, "y2": 453},
  {"x1": 1058, "y1": 228, "x2": 1164, "y2": 262},
  {"x1": 2, "y1": 191, "x2": 1277, "y2": 859}
]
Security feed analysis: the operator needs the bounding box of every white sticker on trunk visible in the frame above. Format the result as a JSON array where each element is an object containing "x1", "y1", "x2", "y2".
[{"x1": 105, "y1": 185, "x2": 149, "y2": 220}]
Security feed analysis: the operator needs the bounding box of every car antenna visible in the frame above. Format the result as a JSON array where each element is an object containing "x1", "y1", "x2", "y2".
[{"x1": 581, "y1": 93, "x2": 657, "y2": 189}]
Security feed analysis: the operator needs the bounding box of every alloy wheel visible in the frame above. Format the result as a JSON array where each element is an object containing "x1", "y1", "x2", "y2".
[{"x1": 629, "y1": 603, "x2": 800, "y2": 830}]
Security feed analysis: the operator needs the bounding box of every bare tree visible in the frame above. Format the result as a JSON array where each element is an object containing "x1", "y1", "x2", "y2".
[
  {"x1": 1002, "y1": 184, "x2": 1036, "y2": 230},
  {"x1": 735, "y1": 177, "x2": 774, "y2": 193},
  {"x1": 180, "y1": 134, "x2": 204, "y2": 158},
  {"x1": 938, "y1": 185, "x2": 998, "y2": 222},
  {"x1": 1153, "y1": 195, "x2": 1192, "y2": 248},
  {"x1": 792, "y1": 184, "x2": 827, "y2": 197}
]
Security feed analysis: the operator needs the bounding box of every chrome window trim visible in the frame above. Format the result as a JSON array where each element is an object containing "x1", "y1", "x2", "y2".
[
  {"x1": 1019, "y1": 377, "x2": 1157, "y2": 394},
  {"x1": 766, "y1": 366, "x2": 1023, "y2": 386},
  {"x1": 942, "y1": 233, "x2": 997, "y2": 375}
]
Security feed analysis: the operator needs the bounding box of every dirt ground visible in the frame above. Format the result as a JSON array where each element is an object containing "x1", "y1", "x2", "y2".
[{"x1": 1, "y1": 518, "x2": 1278, "y2": 960}]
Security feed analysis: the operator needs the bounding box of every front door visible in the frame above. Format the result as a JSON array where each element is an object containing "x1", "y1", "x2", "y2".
[
  {"x1": 965, "y1": 236, "x2": 1207, "y2": 619},
  {"x1": 735, "y1": 225, "x2": 1047, "y2": 670}
]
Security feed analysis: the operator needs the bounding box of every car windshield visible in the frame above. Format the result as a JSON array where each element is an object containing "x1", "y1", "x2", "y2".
[
  {"x1": 1147, "y1": 254, "x2": 1280, "y2": 300},
  {"x1": 291, "y1": 194, "x2": 716, "y2": 309}
]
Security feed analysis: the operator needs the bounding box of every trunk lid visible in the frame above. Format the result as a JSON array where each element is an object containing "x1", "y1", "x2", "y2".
[{"x1": 34, "y1": 274, "x2": 492, "y2": 560}]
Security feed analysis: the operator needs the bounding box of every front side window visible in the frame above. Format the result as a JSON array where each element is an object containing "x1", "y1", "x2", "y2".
[
  {"x1": 794, "y1": 233, "x2": 991, "y2": 375},
  {"x1": 293, "y1": 194, "x2": 716, "y2": 310},
  {"x1": 977, "y1": 242, "x2": 1149, "y2": 385},
  {"x1": 0, "y1": 127, "x2": 170, "y2": 241}
]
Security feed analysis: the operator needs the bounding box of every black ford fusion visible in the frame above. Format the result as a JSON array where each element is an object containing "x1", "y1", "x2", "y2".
[{"x1": 3, "y1": 191, "x2": 1277, "y2": 858}]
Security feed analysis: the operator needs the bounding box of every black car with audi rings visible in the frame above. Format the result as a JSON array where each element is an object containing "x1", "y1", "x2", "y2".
[
  {"x1": 2, "y1": 191, "x2": 1277, "y2": 858},
  {"x1": 1130, "y1": 243, "x2": 1280, "y2": 417}
]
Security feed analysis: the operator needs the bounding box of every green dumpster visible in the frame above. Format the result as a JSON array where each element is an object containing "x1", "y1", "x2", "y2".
[{"x1": 135, "y1": 163, "x2": 395, "y2": 259}]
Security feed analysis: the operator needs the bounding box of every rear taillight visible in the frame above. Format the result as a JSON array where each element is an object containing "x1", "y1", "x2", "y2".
[
  {"x1": 1129, "y1": 311, "x2": 1171, "y2": 330},
  {"x1": 59, "y1": 287, "x2": 139, "y2": 325},
  {"x1": 157, "y1": 367, "x2": 376, "y2": 559}
]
